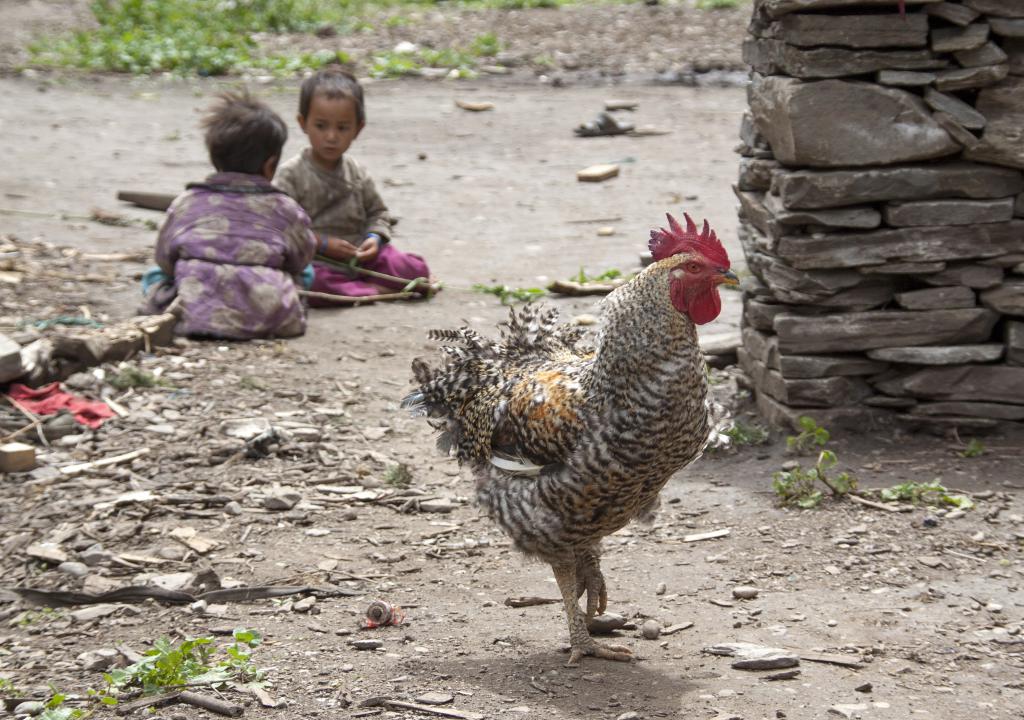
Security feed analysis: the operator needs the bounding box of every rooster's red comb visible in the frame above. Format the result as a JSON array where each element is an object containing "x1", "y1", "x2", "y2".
[{"x1": 649, "y1": 212, "x2": 729, "y2": 267}]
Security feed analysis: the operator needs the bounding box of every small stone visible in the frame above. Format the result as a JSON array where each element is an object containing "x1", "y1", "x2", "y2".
[
  {"x1": 827, "y1": 619, "x2": 838, "y2": 627},
  {"x1": 149, "y1": 572, "x2": 195, "y2": 591},
  {"x1": 706, "y1": 642, "x2": 800, "y2": 670},
  {"x1": 420, "y1": 498, "x2": 456, "y2": 513},
  {"x1": 597, "y1": 226, "x2": 616, "y2": 236},
  {"x1": 655, "y1": 582, "x2": 667, "y2": 595},
  {"x1": 918, "y1": 555, "x2": 944, "y2": 568},
  {"x1": 189, "y1": 600, "x2": 208, "y2": 614},
  {"x1": 732, "y1": 585, "x2": 759, "y2": 600},
  {"x1": 293, "y1": 596, "x2": 317, "y2": 613},
  {"x1": 341, "y1": 663, "x2": 355, "y2": 672},
  {"x1": 922, "y1": 516, "x2": 940, "y2": 528},
  {"x1": 616, "y1": 713, "x2": 640, "y2": 720},
  {"x1": 855, "y1": 682, "x2": 873, "y2": 693},
  {"x1": 415, "y1": 692, "x2": 454, "y2": 705},
  {"x1": 13, "y1": 701, "x2": 45, "y2": 716},
  {"x1": 986, "y1": 602, "x2": 1003, "y2": 613},
  {"x1": 224, "y1": 501, "x2": 243, "y2": 515},
  {"x1": 641, "y1": 620, "x2": 661, "y2": 640},
  {"x1": 263, "y1": 488, "x2": 301, "y2": 511},
  {"x1": 77, "y1": 648, "x2": 120, "y2": 671},
  {"x1": 589, "y1": 612, "x2": 627, "y2": 635},
  {"x1": 57, "y1": 561, "x2": 89, "y2": 578},
  {"x1": 572, "y1": 314, "x2": 599, "y2": 326},
  {"x1": 350, "y1": 639, "x2": 383, "y2": 650},
  {"x1": 26, "y1": 542, "x2": 68, "y2": 564},
  {"x1": 70, "y1": 604, "x2": 119, "y2": 623},
  {"x1": 829, "y1": 704, "x2": 868, "y2": 719}
]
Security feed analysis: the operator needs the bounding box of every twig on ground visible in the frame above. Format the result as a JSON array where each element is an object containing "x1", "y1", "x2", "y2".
[
  {"x1": 60, "y1": 448, "x2": 150, "y2": 477},
  {"x1": 3, "y1": 395, "x2": 48, "y2": 447},
  {"x1": 848, "y1": 494, "x2": 910, "y2": 513},
  {"x1": 300, "y1": 289, "x2": 416, "y2": 305},
  {"x1": 504, "y1": 596, "x2": 561, "y2": 608},
  {"x1": 360, "y1": 698, "x2": 483, "y2": 720}
]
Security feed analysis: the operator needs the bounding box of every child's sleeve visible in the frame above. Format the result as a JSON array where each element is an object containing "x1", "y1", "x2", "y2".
[
  {"x1": 153, "y1": 198, "x2": 184, "y2": 275},
  {"x1": 282, "y1": 202, "x2": 317, "y2": 275},
  {"x1": 273, "y1": 164, "x2": 299, "y2": 200},
  {"x1": 361, "y1": 174, "x2": 393, "y2": 244}
]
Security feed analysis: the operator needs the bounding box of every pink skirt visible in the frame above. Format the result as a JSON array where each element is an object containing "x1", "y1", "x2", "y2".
[{"x1": 309, "y1": 244, "x2": 431, "y2": 306}]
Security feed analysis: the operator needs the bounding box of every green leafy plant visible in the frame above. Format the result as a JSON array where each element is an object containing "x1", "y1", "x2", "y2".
[
  {"x1": 723, "y1": 420, "x2": 769, "y2": 447},
  {"x1": 786, "y1": 416, "x2": 830, "y2": 454},
  {"x1": 472, "y1": 283, "x2": 547, "y2": 305},
  {"x1": 105, "y1": 629, "x2": 265, "y2": 697},
  {"x1": 470, "y1": 32, "x2": 501, "y2": 57},
  {"x1": 0, "y1": 678, "x2": 23, "y2": 697},
  {"x1": 40, "y1": 690, "x2": 85, "y2": 720},
  {"x1": 109, "y1": 366, "x2": 171, "y2": 390},
  {"x1": 569, "y1": 267, "x2": 629, "y2": 284},
  {"x1": 958, "y1": 439, "x2": 985, "y2": 458},
  {"x1": 878, "y1": 480, "x2": 974, "y2": 509},
  {"x1": 696, "y1": 0, "x2": 741, "y2": 9},
  {"x1": 773, "y1": 449, "x2": 856, "y2": 509}
]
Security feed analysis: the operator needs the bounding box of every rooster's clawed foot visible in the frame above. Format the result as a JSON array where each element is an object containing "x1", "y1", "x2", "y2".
[{"x1": 566, "y1": 640, "x2": 633, "y2": 667}]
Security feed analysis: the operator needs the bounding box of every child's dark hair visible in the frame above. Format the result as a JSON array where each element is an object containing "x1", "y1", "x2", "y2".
[
  {"x1": 299, "y1": 66, "x2": 365, "y2": 125},
  {"x1": 201, "y1": 90, "x2": 287, "y2": 175}
]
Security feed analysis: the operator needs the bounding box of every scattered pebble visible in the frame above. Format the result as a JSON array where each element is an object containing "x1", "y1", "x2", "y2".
[
  {"x1": 641, "y1": 620, "x2": 661, "y2": 640},
  {"x1": 732, "y1": 585, "x2": 759, "y2": 600},
  {"x1": 655, "y1": 582, "x2": 667, "y2": 595},
  {"x1": 350, "y1": 639, "x2": 383, "y2": 650},
  {"x1": 415, "y1": 692, "x2": 454, "y2": 705}
]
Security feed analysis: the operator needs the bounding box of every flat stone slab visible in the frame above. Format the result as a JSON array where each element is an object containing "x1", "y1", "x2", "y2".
[
  {"x1": 772, "y1": 163, "x2": 1024, "y2": 210},
  {"x1": 774, "y1": 308, "x2": 999, "y2": 353},
  {"x1": 923, "y1": 88, "x2": 986, "y2": 129},
  {"x1": 935, "y1": 64, "x2": 1009, "y2": 91},
  {"x1": 876, "y1": 69, "x2": 937, "y2": 86},
  {"x1": 860, "y1": 261, "x2": 946, "y2": 275},
  {"x1": 750, "y1": 77, "x2": 957, "y2": 168},
  {"x1": 927, "y1": 2, "x2": 980, "y2": 26},
  {"x1": 0, "y1": 333, "x2": 23, "y2": 384},
  {"x1": 895, "y1": 286, "x2": 976, "y2": 310},
  {"x1": 744, "y1": 39, "x2": 948, "y2": 79},
  {"x1": 738, "y1": 158, "x2": 781, "y2": 192},
  {"x1": 931, "y1": 23, "x2": 989, "y2": 52},
  {"x1": 867, "y1": 344, "x2": 1004, "y2": 364},
  {"x1": 874, "y1": 364, "x2": 1024, "y2": 404},
  {"x1": 965, "y1": 77, "x2": 1024, "y2": 170},
  {"x1": 980, "y1": 279, "x2": 1024, "y2": 314},
  {"x1": 764, "y1": 193, "x2": 881, "y2": 229},
  {"x1": 762, "y1": 0, "x2": 940, "y2": 18},
  {"x1": 779, "y1": 354, "x2": 889, "y2": 379},
  {"x1": 991, "y1": 18, "x2": 1024, "y2": 37},
  {"x1": 884, "y1": 198, "x2": 1013, "y2": 226},
  {"x1": 956, "y1": 41, "x2": 1009, "y2": 68},
  {"x1": 911, "y1": 401, "x2": 1024, "y2": 420},
  {"x1": 776, "y1": 220, "x2": 1024, "y2": 270},
  {"x1": 768, "y1": 13, "x2": 928, "y2": 48},
  {"x1": 704, "y1": 642, "x2": 800, "y2": 670},
  {"x1": 1007, "y1": 321, "x2": 1024, "y2": 365},
  {"x1": 965, "y1": 0, "x2": 1024, "y2": 17},
  {"x1": 922, "y1": 263, "x2": 1005, "y2": 289}
]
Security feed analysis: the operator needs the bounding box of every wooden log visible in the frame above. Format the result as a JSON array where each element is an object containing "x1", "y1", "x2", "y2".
[{"x1": 116, "y1": 191, "x2": 177, "y2": 212}]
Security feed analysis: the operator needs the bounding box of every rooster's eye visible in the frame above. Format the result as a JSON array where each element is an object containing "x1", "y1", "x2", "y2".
[{"x1": 684, "y1": 261, "x2": 702, "y2": 274}]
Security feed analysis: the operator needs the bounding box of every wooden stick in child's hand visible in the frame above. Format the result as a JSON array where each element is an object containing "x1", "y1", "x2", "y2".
[
  {"x1": 314, "y1": 254, "x2": 429, "y2": 290},
  {"x1": 299, "y1": 289, "x2": 417, "y2": 305}
]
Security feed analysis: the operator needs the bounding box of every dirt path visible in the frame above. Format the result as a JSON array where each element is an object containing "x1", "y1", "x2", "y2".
[{"x1": 1, "y1": 74, "x2": 1022, "y2": 720}]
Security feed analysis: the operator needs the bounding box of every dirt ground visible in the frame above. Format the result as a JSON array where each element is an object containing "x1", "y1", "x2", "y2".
[{"x1": 1, "y1": 33, "x2": 1023, "y2": 720}]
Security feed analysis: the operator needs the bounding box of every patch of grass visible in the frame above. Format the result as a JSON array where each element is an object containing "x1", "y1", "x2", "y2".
[
  {"x1": 0, "y1": 677, "x2": 24, "y2": 697},
  {"x1": 569, "y1": 267, "x2": 631, "y2": 284},
  {"x1": 470, "y1": 32, "x2": 502, "y2": 57},
  {"x1": 239, "y1": 375, "x2": 269, "y2": 391},
  {"x1": 696, "y1": 0, "x2": 742, "y2": 9},
  {"x1": 472, "y1": 283, "x2": 547, "y2": 305},
  {"x1": 786, "y1": 416, "x2": 830, "y2": 455},
  {"x1": 369, "y1": 43, "x2": 482, "y2": 78},
  {"x1": 723, "y1": 420, "x2": 769, "y2": 447},
  {"x1": 109, "y1": 366, "x2": 171, "y2": 390},
  {"x1": 878, "y1": 480, "x2": 974, "y2": 509},
  {"x1": 105, "y1": 629, "x2": 265, "y2": 698},
  {"x1": 40, "y1": 690, "x2": 85, "y2": 720},
  {"x1": 384, "y1": 463, "x2": 413, "y2": 487},
  {"x1": 30, "y1": 0, "x2": 356, "y2": 75},
  {"x1": 958, "y1": 438, "x2": 985, "y2": 458}
]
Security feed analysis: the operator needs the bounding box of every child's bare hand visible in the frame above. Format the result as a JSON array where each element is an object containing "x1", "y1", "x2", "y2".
[
  {"x1": 325, "y1": 237, "x2": 359, "y2": 261},
  {"x1": 357, "y1": 235, "x2": 380, "y2": 264}
]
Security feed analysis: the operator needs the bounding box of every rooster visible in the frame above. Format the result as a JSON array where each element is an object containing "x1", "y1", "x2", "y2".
[{"x1": 403, "y1": 213, "x2": 737, "y2": 665}]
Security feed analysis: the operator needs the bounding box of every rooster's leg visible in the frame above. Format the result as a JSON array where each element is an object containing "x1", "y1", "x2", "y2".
[
  {"x1": 552, "y1": 560, "x2": 633, "y2": 667},
  {"x1": 575, "y1": 546, "x2": 608, "y2": 623}
]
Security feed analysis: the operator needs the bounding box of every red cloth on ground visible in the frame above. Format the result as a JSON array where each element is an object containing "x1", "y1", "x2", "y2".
[{"x1": 7, "y1": 383, "x2": 115, "y2": 429}]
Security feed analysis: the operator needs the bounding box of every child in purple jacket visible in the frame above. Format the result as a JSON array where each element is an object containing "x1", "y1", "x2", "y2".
[{"x1": 141, "y1": 91, "x2": 315, "y2": 339}]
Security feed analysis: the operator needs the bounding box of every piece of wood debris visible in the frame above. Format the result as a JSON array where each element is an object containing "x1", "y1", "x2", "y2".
[
  {"x1": 799, "y1": 652, "x2": 864, "y2": 669},
  {"x1": 169, "y1": 526, "x2": 219, "y2": 555},
  {"x1": 577, "y1": 163, "x2": 620, "y2": 182},
  {"x1": 660, "y1": 621, "x2": 694, "y2": 635},
  {"x1": 0, "y1": 442, "x2": 36, "y2": 472},
  {"x1": 504, "y1": 596, "x2": 561, "y2": 608},
  {"x1": 682, "y1": 528, "x2": 731, "y2": 543},
  {"x1": 360, "y1": 697, "x2": 484, "y2": 720},
  {"x1": 547, "y1": 279, "x2": 626, "y2": 296},
  {"x1": 60, "y1": 448, "x2": 150, "y2": 477},
  {"x1": 605, "y1": 99, "x2": 639, "y2": 111},
  {"x1": 455, "y1": 100, "x2": 495, "y2": 112},
  {"x1": 116, "y1": 190, "x2": 176, "y2": 212},
  {"x1": 629, "y1": 125, "x2": 672, "y2": 136},
  {"x1": 848, "y1": 494, "x2": 911, "y2": 513}
]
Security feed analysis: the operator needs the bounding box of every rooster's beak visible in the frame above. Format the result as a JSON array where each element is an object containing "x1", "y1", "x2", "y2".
[{"x1": 716, "y1": 269, "x2": 739, "y2": 287}]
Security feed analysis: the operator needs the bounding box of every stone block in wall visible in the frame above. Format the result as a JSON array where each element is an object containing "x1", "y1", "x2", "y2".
[
  {"x1": 979, "y1": 253, "x2": 1024, "y2": 267},
  {"x1": 749, "y1": 76, "x2": 958, "y2": 167},
  {"x1": 866, "y1": 344, "x2": 1004, "y2": 364},
  {"x1": 743, "y1": 39, "x2": 948, "y2": 79},
  {"x1": 931, "y1": 23, "x2": 989, "y2": 53},
  {"x1": 766, "y1": 13, "x2": 928, "y2": 48},
  {"x1": 894, "y1": 286, "x2": 976, "y2": 310},
  {"x1": 935, "y1": 64, "x2": 1009, "y2": 91},
  {"x1": 865, "y1": 394, "x2": 917, "y2": 409},
  {"x1": 748, "y1": 248, "x2": 895, "y2": 309},
  {"x1": 923, "y1": 88, "x2": 986, "y2": 129},
  {"x1": 876, "y1": 69, "x2": 937, "y2": 86},
  {"x1": 909, "y1": 401, "x2": 1024, "y2": 420},
  {"x1": 883, "y1": 198, "x2": 1014, "y2": 226},
  {"x1": 742, "y1": 326, "x2": 780, "y2": 369},
  {"x1": 745, "y1": 298, "x2": 824, "y2": 331},
  {"x1": 764, "y1": 193, "x2": 881, "y2": 230},
  {"x1": 1007, "y1": 39, "x2": 1024, "y2": 74},
  {"x1": 772, "y1": 163, "x2": 1024, "y2": 209},
  {"x1": 759, "y1": 0, "x2": 940, "y2": 20},
  {"x1": 738, "y1": 158, "x2": 780, "y2": 192},
  {"x1": 980, "y1": 279, "x2": 1024, "y2": 315},
  {"x1": 752, "y1": 386, "x2": 892, "y2": 432},
  {"x1": 1016, "y1": 192, "x2": 1024, "y2": 216},
  {"x1": 860, "y1": 261, "x2": 946, "y2": 275},
  {"x1": 920, "y1": 263, "x2": 1004, "y2": 289},
  {"x1": 991, "y1": 18, "x2": 1024, "y2": 37},
  {"x1": 926, "y1": 2, "x2": 980, "y2": 26},
  {"x1": 738, "y1": 345, "x2": 872, "y2": 407},
  {"x1": 774, "y1": 307, "x2": 998, "y2": 353},
  {"x1": 873, "y1": 364, "x2": 1024, "y2": 404},
  {"x1": 775, "y1": 220, "x2": 1024, "y2": 269},
  {"x1": 1007, "y1": 321, "x2": 1024, "y2": 365},
  {"x1": 956, "y1": 42, "x2": 1009, "y2": 68},
  {"x1": 964, "y1": 0, "x2": 1024, "y2": 17},
  {"x1": 964, "y1": 77, "x2": 1024, "y2": 170},
  {"x1": 932, "y1": 112, "x2": 981, "y2": 151},
  {"x1": 735, "y1": 189, "x2": 783, "y2": 241},
  {"x1": 779, "y1": 354, "x2": 889, "y2": 378}
]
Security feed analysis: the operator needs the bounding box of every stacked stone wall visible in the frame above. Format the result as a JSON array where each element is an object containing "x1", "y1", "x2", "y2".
[{"x1": 736, "y1": 0, "x2": 1024, "y2": 433}]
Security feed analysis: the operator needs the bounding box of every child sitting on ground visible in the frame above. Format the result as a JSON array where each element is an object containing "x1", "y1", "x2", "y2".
[
  {"x1": 274, "y1": 67, "x2": 432, "y2": 302},
  {"x1": 141, "y1": 91, "x2": 315, "y2": 339}
]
